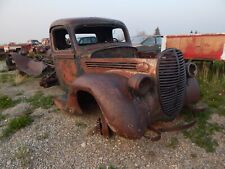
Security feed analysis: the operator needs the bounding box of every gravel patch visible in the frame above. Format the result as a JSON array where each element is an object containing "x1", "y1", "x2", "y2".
[
  {"x1": 0, "y1": 78, "x2": 225, "y2": 169},
  {"x1": 2, "y1": 103, "x2": 31, "y2": 117},
  {"x1": 1, "y1": 111, "x2": 225, "y2": 169}
]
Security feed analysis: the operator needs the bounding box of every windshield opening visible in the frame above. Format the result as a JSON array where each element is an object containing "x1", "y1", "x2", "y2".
[{"x1": 75, "y1": 25, "x2": 126, "y2": 46}]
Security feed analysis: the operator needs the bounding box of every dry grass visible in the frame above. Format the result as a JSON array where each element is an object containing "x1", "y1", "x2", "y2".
[
  {"x1": 14, "y1": 144, "x2": 32, "y2": 167},
  {"x1": 13, "y1": 71, "x2": 28, "y2": 86},
  {"x1": 14, "y1": 73, "x2": 27, "y2": 85}
]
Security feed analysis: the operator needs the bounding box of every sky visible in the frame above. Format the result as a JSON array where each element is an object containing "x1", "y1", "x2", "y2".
[{"x1": 0, "y1": 0, "x2": 225, "y2": 44}]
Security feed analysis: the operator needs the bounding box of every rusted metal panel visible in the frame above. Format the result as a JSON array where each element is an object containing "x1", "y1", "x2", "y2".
[
  {"x1": 80, "y1": 58, "x2": 157, "y2": 76},
  {"x1": 164, "y1": 33, "x2": 225, "y2": 61},
  {"x1": 50, "y1": 17, "x2": 127, "y2": 32},
  {"x1": 69, "y1": 73, "x2": 149, "y2": 138},
  {"x1": 40, "y1": 71, "x2": 58, "y2": 88},
  {"x1": 11, "y1": 53, "x2": 47, "y2": 76},
  {"x1": 53, "y1": 50, "x2": 77, "y2": 90}
]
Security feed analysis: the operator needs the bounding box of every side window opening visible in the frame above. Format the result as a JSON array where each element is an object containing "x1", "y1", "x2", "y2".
[
  {"x1": 156, "y1": 36, "x2": 162, "y2": 45},
  {"x1": 53, "y1": 28, "x2": 71, "y2": 50},
  {"x1": 112, "y1": 28, "x2": 125, "y2": 42},
  {"x1": 141, "y1": 37, "x2": 155, "y2": 46}
]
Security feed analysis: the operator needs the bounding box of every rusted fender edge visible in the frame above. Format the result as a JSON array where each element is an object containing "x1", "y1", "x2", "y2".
[
  {"x1": 66, "y1": 73, "x2": 149, "y2": 139},
  {"x1": 11, "y1": 53, "x2": 47, "y2": 76}
]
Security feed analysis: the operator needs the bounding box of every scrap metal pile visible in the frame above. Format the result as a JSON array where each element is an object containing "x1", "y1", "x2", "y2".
[{"x1": 5, "y1": 51, "x2": 58, "y2": 88}]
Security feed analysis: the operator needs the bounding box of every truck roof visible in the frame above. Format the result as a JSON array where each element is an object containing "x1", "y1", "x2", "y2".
[{"x1": 50, "y1": 17, "x2": 126, "y2": 30}]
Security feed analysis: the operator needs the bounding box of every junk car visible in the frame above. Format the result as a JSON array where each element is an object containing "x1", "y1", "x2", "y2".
[
  {"x1": 133, "y1": 35, "x2": 163, "y2": 58},
  {"x1": 50, "y1": 17, "x2": 200, "y2": 139}
]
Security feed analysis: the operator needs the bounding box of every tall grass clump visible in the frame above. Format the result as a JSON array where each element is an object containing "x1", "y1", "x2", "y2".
[
  {"x1": 183, "y1": 60, "x2": 225, "y2": 152},
  {"x1": 196, "y1": 61, "x2": 225, "y2": 84},
  {"x1": 195, "y1": 61, "x2": 225, "y2": 108}
]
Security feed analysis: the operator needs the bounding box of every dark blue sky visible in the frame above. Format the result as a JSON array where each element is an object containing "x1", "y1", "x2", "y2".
[{"x1": 0, "y1": 0, "x2": 225, "y2": 43}]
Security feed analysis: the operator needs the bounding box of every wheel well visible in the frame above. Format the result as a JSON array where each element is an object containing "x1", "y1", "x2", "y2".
[{"x1": 77, "y1": 90, "x2": 101, "y2": 113}]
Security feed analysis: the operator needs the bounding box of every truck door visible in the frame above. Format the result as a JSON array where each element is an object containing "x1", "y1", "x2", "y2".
[{"x1": 51, "y1": 27, "x2": 77, "y2": 90}]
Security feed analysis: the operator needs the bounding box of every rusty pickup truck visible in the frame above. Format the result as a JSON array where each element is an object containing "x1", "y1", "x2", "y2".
[{"x1": 50, "y1": 17, "x2": 200, "y2": 139}]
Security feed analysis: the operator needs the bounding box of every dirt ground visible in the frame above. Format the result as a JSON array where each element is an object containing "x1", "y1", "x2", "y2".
[{"x1": 0, "y1": 67, "x2": 225, "y2": 169}]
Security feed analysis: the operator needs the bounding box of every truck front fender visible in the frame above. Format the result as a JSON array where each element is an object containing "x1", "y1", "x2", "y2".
[{"x1": 67, "y1": 73, "x2": 148, "y2": 139}]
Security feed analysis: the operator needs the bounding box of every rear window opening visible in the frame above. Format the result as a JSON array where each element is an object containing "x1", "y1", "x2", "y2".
[
  {"x1": 76, "y1": 34, "x2": 97, "y2": 45},
  {"x1": 75, "y1": 26, "x2": 126, "y2": 46}
]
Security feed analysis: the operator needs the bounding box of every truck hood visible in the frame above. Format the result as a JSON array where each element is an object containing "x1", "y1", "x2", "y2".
[{"x1": 78, "y1": 43, "x2": 137, "y2": 58}]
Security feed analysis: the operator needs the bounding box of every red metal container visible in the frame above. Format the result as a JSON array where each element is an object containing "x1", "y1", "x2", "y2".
[{"x1": 162, "y1": 33, "x2": 225, "y2": 61}]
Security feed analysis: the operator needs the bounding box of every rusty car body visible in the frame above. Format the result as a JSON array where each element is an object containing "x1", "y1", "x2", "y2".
[
  {"x1": 133, "y1": 35, "x2": 163, "y2": 58},
  {"x1": 50, "y1": 17, "x2": 200, "y2": 139}
]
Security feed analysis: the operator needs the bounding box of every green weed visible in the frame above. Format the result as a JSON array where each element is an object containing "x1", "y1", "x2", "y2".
[
  {"x1": 98, "y1": 164, "x2": 117, "y2": 169},
  {"x1": 26, "y1": 91, "x2": 53, "y2": 109},
  {"x1": 182, "y1": 100, "x2": 223, "y2": 153},
  {"x1": 0, "y1": 95, "x2": 15, "y2": 109},
  {"x1": 75, "y1": 121, "x2": 87, "y2": 128},
  {"x1": 218, "y1": 105, "x2": 225, "y2": 116},
  {"x1": 0, "y1": 113, "x2": 6, "y2": 121},
  {"x1": 1, "y1": 115, "x2": 33, "y2": 139},
  {"x1": 183, "y1": 121, "x2": 222, "y2": 152},
  {"x1": 0, "y1": 95, "x2": 23, "y2": 110},
  {"x1": 182, "y1": 108, "x2": 223, "y2": 152},
  {"x1": 182, "y1": 61, "x2": 225, "y2": 152},
  {"x1": 166, "y1": 137, "x2": 179, "y2": 149}
]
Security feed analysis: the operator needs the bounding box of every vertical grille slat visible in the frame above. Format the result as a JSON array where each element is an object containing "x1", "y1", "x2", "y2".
[{"x1": 158, "y1": 49, "x2": 186, "y2": 116}]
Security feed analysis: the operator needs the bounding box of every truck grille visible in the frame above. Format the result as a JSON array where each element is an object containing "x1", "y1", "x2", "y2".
[
  {"x1": 85, "y1": 61, "x2": 137, "y2": 70},
  {"x1": 158, "y1": 49, "x2": 186, "y2": 116}
]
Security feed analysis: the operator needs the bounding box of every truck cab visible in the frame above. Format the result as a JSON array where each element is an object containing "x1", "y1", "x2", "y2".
[{"x1": 50, "y1": 17, "x2": 136, "y2": 89}]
